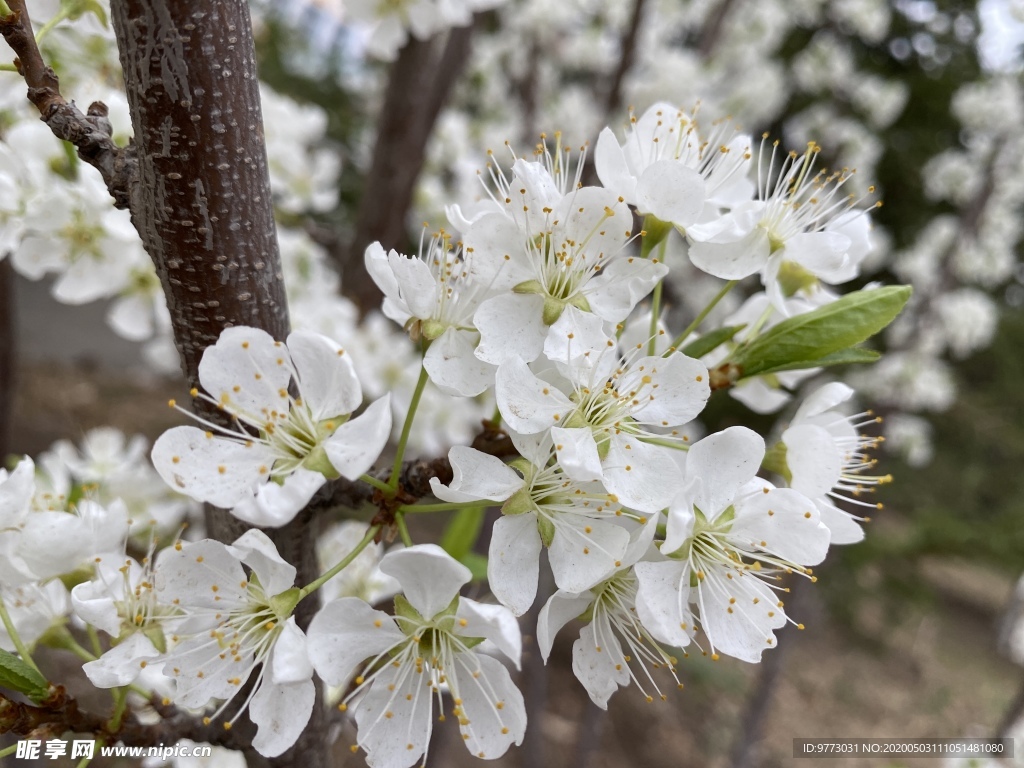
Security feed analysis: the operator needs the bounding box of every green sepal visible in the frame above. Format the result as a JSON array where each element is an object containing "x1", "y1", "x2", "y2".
[
  {"x1": 679, "y1": 324, "x2": 746, "y2": 360},
  {"x1": 762, "y1": 442, "x2": 791, "y2": 483},
  {"x1": 777, "y1": 261, "x2": 818, "y2": 297},
  {"x1": 537, "y1": 516, "x2": 556, "y2": 547},
  {"x1": 440, "y1": 507, "x2": 485, "y2": 560},
  {"x1": 269, "y1": 587, "x2": 301, "y2": 620},
  {"x1": 513, "y1": 279, "x2": 544, "y2": 296},
  {"x1": 731, "y1": 286, "x2": 911, "y2": 378},
  {"x1": 640, "y1": 214, "x2": 672, "y2": 258},
  {"x1": 303, "y1": 445, "x2": 339, "y2": 479},
  {"x1": 143, "y1": 623, "x2": 167, "y2": 655},
  {"x1": 0, "y1": 648, "x2": 48, "y2": 702},
  {"x1": 501, "y1": 488, "x2": 535, "y2": 516},
  {"x1": 542, "y1": 297, "x2": 565, "y2": 325},
  {"x1": 394, "y1": 594, "x2": 425, "y2": 630},
  {"x1": 568, "y1": 294, "x2": 592, "y2": 313},
  {"x1": 421, "y1": 319, "x2": 448, "y2": 341}
]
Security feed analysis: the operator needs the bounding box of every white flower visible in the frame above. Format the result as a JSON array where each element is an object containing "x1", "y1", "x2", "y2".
[
  {"x1": 307, "y1": 544, "x2": 525, "y2": 768},
  {"x1": 465, "y1": 149, "x2": 664, "y2": 364},
  {"x1": 635, "y1": 427, "x2": 830, "y2": 662},
  {"x1": 779, "y1": 383, "x2": 889, "y2": 545},
  {"x1": 345, "y1": 0, "x2": 440, "y2": 61},
  {"x1": 152, "y1": 327, "x2": 392, "y2": 527},
  {"x1": 72, "y1": 555, "x2": 165, "y2": 688},
  {"x1": 687, "y1": 139, "x2": 874, "y2": 313},
  {"x1": 154, "y1": 530, "x2": 314, "y2": 758},
  {"x1": 536, "y1": 519, "x2": 680, "y2": 707},
  {"x1": 494, "y1": 314, "x2": 709, "y2": 512},
  {"x1": 430, "y1": 434, "x2": 637, "y2": 615},
  {"x1": 0, "y1": 581, "x2": 70, "y2": 653},
  {"x1": 365, "y1": 234, "x2": 496, "y2": 396},
  {"x1": 595, "y1": 102, "x2": 753, "y2": 227},
  {"x1": 0, "y1": 457, "x2": 38, "y2": 586}
]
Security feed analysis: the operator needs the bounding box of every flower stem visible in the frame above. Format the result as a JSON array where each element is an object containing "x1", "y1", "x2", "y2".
[
  {"x1": 647, "y1": 239, "x2": 669, "y2": 355},
  {"x1": 0, "y1": 744, "x2": 17, "y2": 760},
  {"x1": 0, "y1": 1, "x2": 12, "y2": 18},
  {"x1": 397, "y1": 500, "x2": 487, "y2": 514},
  {"x1": 87, "y1": 624, "x2": 103, "y2": 657},
  {"x1": 666, "y1": 279, "x2": 738, "y2": 354},
  {"x1": 395, "y1": 513, "x2": 414, "y2": 547},
  {"x1": 107, "y1": 686, "x2": 128, "y2": 732},
  {"x1": 34, "y1": 7, "x2": 71, "y2": 43},
  {"x1": 298, "y1": 524, "x2": 381, "y2": 600},
  {"x1": 359, "y1": 473, "x2": 392, "y2": 494},
  {"x1": 0, "y1": 595, "x2": 42, "y2": 676},
  {"x1": 0, "y1": 63, "x2": 17, "y2": 72},
  {"x1": 76, "y1": 755, "x2": 95, "y2": 768},
  {"x1": 389, "y1": 365, "x2": 430, "y2": 491}
]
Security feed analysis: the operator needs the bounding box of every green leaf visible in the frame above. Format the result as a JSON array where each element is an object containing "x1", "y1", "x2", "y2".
[
  {"x1": 731, "y1": 286, "x2": 911, "y2": 378},
  {"x1": 680, "y1": 324, "x2": 746, "y2": 360},
  {"x1": 0, "y1": 648, "x2": 48, "y2": 702},
  {"x1": 746, "y1": 347, "x2": 881, "y2": 376},
  {"x1": 439, "y1": 507, "x2": 485, "y2": 562},
  {"x1": 459, "y1": 552, "x2": 489, "y2": 582}
]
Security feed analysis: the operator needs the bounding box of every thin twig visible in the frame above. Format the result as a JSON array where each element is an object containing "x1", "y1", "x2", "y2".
[{"x1": 0, "y1": 1, "x2": 136, "y2": 208}]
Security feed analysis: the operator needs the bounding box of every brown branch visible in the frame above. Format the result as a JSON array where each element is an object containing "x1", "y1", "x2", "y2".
[
  {"x1": 696, "y1": 0, "x2": 736, "y2": 58},
  {"x1": 339, "y1": 23, "x2": 476, "y2": 310},
  {"x1": 0, "y1": 2, "x2": 136, "y2": 208},
  {"x1": 603, "y1": 0, "x2": 647, "y2": 119}
]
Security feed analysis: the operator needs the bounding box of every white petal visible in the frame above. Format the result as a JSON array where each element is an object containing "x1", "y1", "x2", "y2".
[
  {"x1": 602, "y1": 436, "x2": 681, "y2": 513},
  {"x1": 387, "y1": 249, "x2": 439, "y2": 319},
  {"x1": 781, "y1": 424, "x2": 842, "y2": 498},
  {"x1": 365, "y1": 242, "x2": 402, "y2": 307},
  {"x1": 635, "y1": 560, "x2": 694, "y2": 649},
  {"x1": 486, "y1": 513, "x2": 541, "y2": 617},
  {"x1": 270, "y1": 618, "x2": 313, "y2": 684},
  {"x1": 620, "y1": 353, "x2": 710, "y2": 426},
  {"x1": 286, "y1": 330, "x2": 362, "y2": 420},
  {"x1": 584, "y1": 256, "x2": 668, "y2": 324},
  {"x1": 572, "y1": 617, "x2": 629, "y2": 708},
  {"x1": 250, "y1": 677, "x2": 315, "y2": 758},
  {"x1": 543, "y1": 307, "x2": 614, "y2": 370},
  {"x1": 814, "y1": 498, "x2": 865, "y2": 544},
  {"x1": 82, "y1": 633, "x2": 159, "y2": 688},
  {"x1": 594, "y1": 127, "x2": 637, "y2": 201},
  {"x1": 456, "y1": 597, "x2": 523, "y2": 667},
  {"x1": 354, "y1": 663, "x2": 433, "y2": 768},
  {"x1": 554, "y1": 186, "x2": 631, "y2": 266},
  {"x1": 429, "y1": 446, "x2": 522, "y2": 503},
  {"x1": 307, "y1": 598, "x2": 405, "y2": 686},
  {"x1": 451, "y1": 653, "x2": 526, "y2": 759},
  {"x1": 230, "y1": 468, "x2": 326, "y2": 528},
  {"x1": 495, "y1": 357, "x2": 573, "y2": 434},
  {"x1": 154, "y1": 539, "x2": 248, "y2": 610},
  {"x1": 71, "y1": 580, "x2": 121, "y2": 636},
  {"x1": 732, "y1": 488, "x2": 831, "y2": 566},
  {"x1": 686, "y1": 427, "x2": 764, "y2": 517},
  {"x1": 230, "y1": 529, "x2": 297, "y2": 597},
  {"x1": 635, "y1": 161, "x2": 706, "y2": 226},
  {"x1": 465, "y1": 212, "x2": 534, "y2": 289},
  {"x1": 537, "y1": 591, "x2": 592, "y2": 661},
  {"x1": 793, "y1": 382, "x2": 855, "y2": 421},
  {"x1": 151, "y1": 426, "x2": 275, "y2": 508},
  {"x1": 379, "y1": 544, "x2": 471, "y2": 619},
  {"x1": 688, "y1": 227, "x2": 770, "y2": 280},
  {"x1": 548, "y1": 517, "x2": 629, "y2": 594},
  {"x1": 783, "y1": 231, "x2": 850, "y2": 278},
  {"x1": 698, "y1": 570, "x2": 787, "y2": 663},
  {"x1": 423, "y1": 328, "x2": 495, "y2": 397},
  {"x1": 551, "y1": 427, "x2": 604, "y2": 483},
  {"x1": 474, "y1": 293, "x2": 548, "y2": 365},
  {"x1": 198, "y1": 326, "x2": 291, "y2": 420},
  {"x1": 0, "y1": 458, "x2": 34, "y2": 528},
  {"x1": 323, "y1": 394, "x2": 392, "y2": 480}
]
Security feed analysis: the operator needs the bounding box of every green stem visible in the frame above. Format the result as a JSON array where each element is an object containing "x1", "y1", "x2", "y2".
[
  {"x1": 298, "y1": 524, "x2": 381, "y2": 600},
  {"x1": 76, "y1": 755, "x2": 95, "y2": 768},
  {"x1": 389, "y1": 365, "x2": 430, "y2": 490},
  {"x1": 60, "y1": 633, "x2": 98, "y2": 663},
  {"x1": 0, "y1": 63, "x2": 17, "y2": 72},
  {"x1": 0, "y1": 595, "x2": 42, "y2": 676},
  {"x1": 359, "y1": 473, "x2": 392, "y2": 494},
  {"x1": 647, "y1": 240, "x2": 669, "y2": 355},
  {"x1": 0, "y1": 1, "x2": 12, "y2": 18},
  {"x1": 87, "y1": 624, "x2": 103, "y2": 657},
  {"x1": 666, "y1": 279, "x2": 738, "y2": 355},
  {"x1": 0, "y1": 744, "x2": 18, "y2": 760},
  {"x1": 397, "y1": 500, "x2": 487, "y2": 514},
  {"x1": 639, "y1": 437, "x2": 690, "y2": 451},
  {"x1": 107, "y1": 686, "x2": 128, "y2": 731},
  {"x1": 395, "y1": 513, "x2": 414, "y2": 547},
  {"x1": 34, "y1": 7, "x2": 71, "y2": 43}
]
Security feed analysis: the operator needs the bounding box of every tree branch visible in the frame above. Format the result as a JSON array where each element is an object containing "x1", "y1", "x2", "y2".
[
  {"x1": 0, "y1": 2, "x2": 136, "y2": 208},
  {"x1": 339, "y1": 24, "x2": 475, "y2": 309}
]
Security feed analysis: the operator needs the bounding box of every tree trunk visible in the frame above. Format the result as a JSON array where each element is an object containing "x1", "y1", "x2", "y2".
[{"x1": 108, "y1": 2, "x2": 323, "y2": 766}]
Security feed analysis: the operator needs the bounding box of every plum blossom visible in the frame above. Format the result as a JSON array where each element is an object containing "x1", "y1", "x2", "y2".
[
  {"x1": 635, "y1": 427, "x2": 830, "y2": 662},
  {"x1": 308, "y1": 545, "x2": 525, "y2": 767},
  {"x1": 365, "y1": 234, "x2": 496, "y2": 396},
  {"x1": 595, "y1": 102, "x2": 753, "y2": 228},
  {"x1": 778, "y1": 382, "x2": 889, "y2": 544},
  {"x1": 154, "y1": 530, "x2": 314, "y2": 758},
  {"x1": 430, "y1": 434, "x2": 637, "y2": 615},
  {"x1": 152, "y1": 327, "x2": 391, "y2": 527}
]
